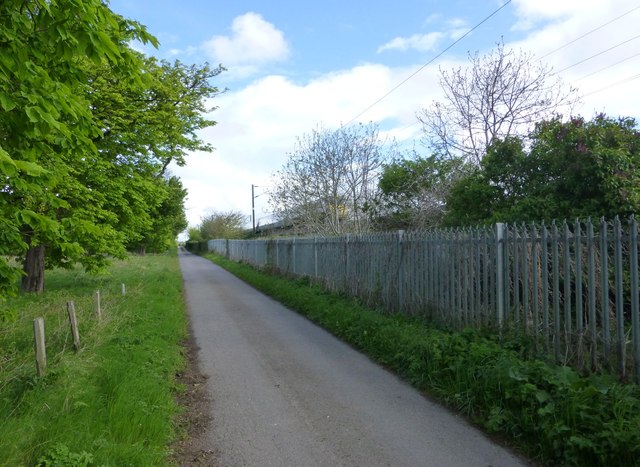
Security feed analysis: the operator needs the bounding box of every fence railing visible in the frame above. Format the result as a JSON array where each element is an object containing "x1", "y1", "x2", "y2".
[{"x1": 206, "y1": 216, "x2": 640, "y2": 383}]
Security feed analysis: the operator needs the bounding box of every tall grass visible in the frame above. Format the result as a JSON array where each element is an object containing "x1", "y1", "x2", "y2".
[{"x1": 0, "y1": 253, "x2": 186, "y2": 466}]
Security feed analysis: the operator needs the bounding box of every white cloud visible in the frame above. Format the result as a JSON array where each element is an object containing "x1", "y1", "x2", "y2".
[
  {"x1": 511, "y1": 0, "x2": 605, "y2": 30},
  {"x1": 175, "y1": 0, "x2": 640, "y2": 232},
  {"x1": 173, "y1": 63, "x2": 442, "y2": 228},
  {"x1": 508, "y1": 0, "x2": 640, "y2": 117},
  {"x1": 202, "y1": 12, "x2": 290, "y2": 70},
  {"x1": 377, "y1": 17, "x2": 468, "y2": 53},
  {"x1": 378, "y1": 32, "x2": 444, "y2": 53}
]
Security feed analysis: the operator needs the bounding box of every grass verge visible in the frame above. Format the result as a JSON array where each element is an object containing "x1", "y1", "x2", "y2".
[
  {"x1": 203, "y1": 252, "x2": 640, "y2": 467},
  {"x1": 0, "y1": 253, "x2": 186, "y2": 466}
]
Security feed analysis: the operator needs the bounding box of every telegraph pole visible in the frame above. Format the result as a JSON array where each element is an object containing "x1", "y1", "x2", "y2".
[{"x1": 251, "y1": 184, "x2": 256, "y2": 233}]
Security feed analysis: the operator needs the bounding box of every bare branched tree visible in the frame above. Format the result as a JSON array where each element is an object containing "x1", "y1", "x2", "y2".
[
  {"x1": 270, "y1": 123, "x2": 387, "y2": 235},
  {"x1": 418, "y1": 40, "x2": 580, "y2": 165}
]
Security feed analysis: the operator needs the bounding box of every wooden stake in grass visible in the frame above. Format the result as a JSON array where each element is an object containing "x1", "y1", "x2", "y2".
[
  {"x1": 67, "y1": 301, "x2": 81, "y2": 351},
  {"x1": 33, "y1": 317, "x2": 46, "y2": 377},
  {"x1": 95, "y1": 290, "x2": 102, "y2": 320},
  {"x1": 121, "y1": 283, "x2": 126, "y2": 295}
]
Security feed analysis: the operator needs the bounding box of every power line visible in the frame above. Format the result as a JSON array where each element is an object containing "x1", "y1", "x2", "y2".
[
  {"x1": 343, "y1": 0, "x2": 513, "y2": 127},
  {"x1": 537, "y1": 5, "x2": 640, "y2": 61},
  {"x1": 554, "y1": 33, "x2": 640, "y2": 74},
  {"x1": 574, "y1": 51, "x2": 640, "y2": 82},
  {"x1": 582, "y1": 72, "x2": 640, "y2": 97}
]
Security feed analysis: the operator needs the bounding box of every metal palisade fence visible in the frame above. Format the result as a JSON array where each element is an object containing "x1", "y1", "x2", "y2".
[{"x1": 207, "y1": 216, "x2": 640, "y2": 383}]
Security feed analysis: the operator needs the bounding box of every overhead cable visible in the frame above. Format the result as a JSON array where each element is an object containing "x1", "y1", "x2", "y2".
[
  {"x1": 582, "y1": 72, "x2": 640, "y2": 97},
  {"x1": 538, "y1": 5, "x2": 640, "y2": 60},
  {"x1": 342, "y1": 0, "x2": 513, "y2": 126},
  {"x1": 574, "y1": 52, "x2": 640, "y2": 81},
  {"x1": 554, "y1": 33, "x2": 640, "y2": 74}
]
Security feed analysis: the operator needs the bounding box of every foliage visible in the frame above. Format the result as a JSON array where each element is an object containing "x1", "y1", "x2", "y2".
[
  {"x1": 126, "y1": 175, "x2": 189, "y2": 254},
  {"x1": 418, "y1": 40, "x2": 579, "y2": 164},
  {"x1": 270, "y1": 122, "x2": 389, "y2": 235},
  {"x1": 187, "y1": 227, "x2": 204, "y2": 242},
  {"x1": 206, "y1": 252, "x2": 640, "y2": 466},
  {"x1": 0, "y1": 0, "x2": 222, "y2": 293},
  {"x1": 444, "y1": 114, "x2": 640, "y2": 225},
  {"x1": 0, "y1": 0, "x2": 159, "y2": 294},
  {"x1": 198, "y1": 210, "x2": 247, "y2": 239},
  {"x1": 0, "y1": 254, "x2": 186, "y2": 465},
  {"x1": 37, "y1": 444, "x2": 94, "y2": 467},
  {"x1": 371, "y1": 153, "x2": 468, "y2": 230},
  {"x1": 68, "y1": 55, "x2": 221, "y2": 256}
]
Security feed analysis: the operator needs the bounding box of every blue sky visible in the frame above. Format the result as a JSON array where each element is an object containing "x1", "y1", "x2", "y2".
[{"x1": 109, "y1": 0, "x2": 640, "y2": 231}]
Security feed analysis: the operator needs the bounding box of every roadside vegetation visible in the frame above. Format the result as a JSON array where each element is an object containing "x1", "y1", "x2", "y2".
[
  {"x1": 0, "y1": 253, "x2": 186, "y2": 466},
  {"x1": 204, "y1": 251, "x2": 640, "y2": 467}
]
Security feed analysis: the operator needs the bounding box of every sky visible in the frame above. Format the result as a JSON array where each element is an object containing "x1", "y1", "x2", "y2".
[{"x1": 109, "y1": 0, "x2": 640, "y2": 234}]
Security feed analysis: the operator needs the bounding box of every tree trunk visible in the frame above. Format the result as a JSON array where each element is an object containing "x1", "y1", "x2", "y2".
[{"x1": 21, "y1": 243, "x2": 45, "y2": 293}]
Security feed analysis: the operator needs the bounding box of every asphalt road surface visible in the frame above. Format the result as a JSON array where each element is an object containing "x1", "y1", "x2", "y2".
[{"x1": 179, "y1": 248, "x2": 529, "y2": 467}]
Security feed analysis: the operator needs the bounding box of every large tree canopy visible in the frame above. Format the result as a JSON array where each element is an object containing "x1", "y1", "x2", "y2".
[
  {"x1": 86, "y1": 56, "x2": 222, "y2": 255},
  {"x1": 444, "y1": 114, "x2": 640, "y2": 226},
  {"x1": 0, "y1": 0, "x2": 222, "y2": 294}
]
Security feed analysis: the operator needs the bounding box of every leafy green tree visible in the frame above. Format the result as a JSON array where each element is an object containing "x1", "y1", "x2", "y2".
[
  {"x1": 199, "y1": 211, "x2": 247, "y2": 239},
  {"x1": 86, "y1": 56, "x2": 222, "y2": 254},
  {"x1": 127, "y1": 175, "x2": 189, "y2": 254},
  {"x1": 444, "y1": 115, "x2": 640, "y2": 225},
  {"x1": 1, "y1": 0, "x2": 158, "y2": 294},
  {"x1": 187, "y1": 227, "x2": 204, "y2": 243},
  {"x1": 371, "y1": 153, "x2": 468, "y2": 230},
  {"x1": 1, "y1": 1, "x2": 222, "y2": 294}
]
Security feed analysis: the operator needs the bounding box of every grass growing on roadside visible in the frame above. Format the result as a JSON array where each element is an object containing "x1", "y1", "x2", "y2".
[
  {"x1": 0, "y1": 253, "x2": 186, "y2": 466},
  {"x1": 204, "y1": 252, "x2": 640, "y2": 467}
]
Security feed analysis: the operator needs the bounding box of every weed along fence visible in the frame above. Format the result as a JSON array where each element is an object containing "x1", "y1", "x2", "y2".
[{"x1": 205, "y1": 216, "x2": 640, "y2": 383}]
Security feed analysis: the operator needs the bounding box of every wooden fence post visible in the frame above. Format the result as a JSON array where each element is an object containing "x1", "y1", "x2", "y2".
[
  {"x1": 33, "y1": 317, "x2": 46, "y2": 377},
  {"x1": 67, "y1": 301, "x2": 81, "y2": 351},
  {"x1": 95, "y1": 290, "x2": 102, "y2": 320}
]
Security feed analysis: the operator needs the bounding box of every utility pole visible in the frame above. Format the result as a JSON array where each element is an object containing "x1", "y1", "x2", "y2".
[{"x1": 251, "y1": 184, "x2": 256, "y2": 233}]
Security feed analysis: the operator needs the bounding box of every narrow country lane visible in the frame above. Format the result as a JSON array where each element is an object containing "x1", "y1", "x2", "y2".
[{"x1": 178, "y1": 248, "x2": 529, "y2": 467}]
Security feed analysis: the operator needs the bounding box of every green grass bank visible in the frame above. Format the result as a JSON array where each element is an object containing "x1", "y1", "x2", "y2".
[
  {"x1": 203, "y1": 252, "x2": 640, "y2": 467},
  {"x1": 0, "y1": 253, "x2": 186, "y2": 466}
]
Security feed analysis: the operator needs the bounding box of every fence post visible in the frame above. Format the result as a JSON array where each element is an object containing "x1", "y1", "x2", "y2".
[
  {"x1": 614, "y1": 217, "x2": 625, "y2": 378},
  {"x1": 292, "y1": 237, "x2": 297, "y2": 275},
  {"x1": 95, "y1": 290, "x2": 102, "y2": 320},
  {"x1": 67, "y1": 301, "x2": 81, "y2": 351},
  {"x1": 629, "y1": 216, "x2": 639, "y2": 384},
  {"x1": 33, "y1": 317, "x2": 46, "y2": 377},
  {"x1": 121, "y1": 283, "x2": 126, "y2": 295},
  {"x1": 345, "y1": 234, "x2": 351, "y2": 292},
  {"x1": 397, "y1": 230, "x2": 405, "y2": 311},
  {"x1": 495, "y1": 223, "x2": 506, "y2": 326},
  {"x1": 600, "y1": 217, "x2": 611, "y2": 369},
  {"x1": 314, "y1": 236, "x2": 318, "y2": 278}
]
